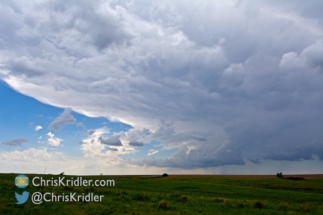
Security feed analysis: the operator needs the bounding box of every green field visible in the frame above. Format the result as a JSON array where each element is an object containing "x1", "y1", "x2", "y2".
[{"x1": 1, "y1": 174, "x2": 323, "y2": 215}]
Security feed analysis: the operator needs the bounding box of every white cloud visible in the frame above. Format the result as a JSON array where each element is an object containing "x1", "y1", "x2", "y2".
[
  {"x1": 79, "y1": 127, "x2": 136, "y2": 160},
  {"x1": 0, "y1": 147, "x2": 167, "y2": 175},
  {"x1": 35, "y1": 125, "x2": 42, "y2": 131},
  {"x1": 0, "y1": 147, "x2": 322, "y2": 175},
  {"x1": 147, "y1": 150, "x2": 158, "y2": 156},
  {"x1": 47, "y1": 132, "x2": 62, "y2": 147},
  {"x1": 37, "y1": 136, "x2": 44, "y2": 144},
  {"x1": 0, "y1": 148, "x2": 65, "y2": 161}
]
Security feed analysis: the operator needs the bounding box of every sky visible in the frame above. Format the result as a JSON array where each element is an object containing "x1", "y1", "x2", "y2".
[{"x1": 0, "y1": 0, "x2": 322, "y2": 175}]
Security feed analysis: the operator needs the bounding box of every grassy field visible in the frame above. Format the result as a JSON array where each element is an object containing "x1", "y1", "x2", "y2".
[{"x1": 0, "y1": 173, "x2": 322, "y2": 215}]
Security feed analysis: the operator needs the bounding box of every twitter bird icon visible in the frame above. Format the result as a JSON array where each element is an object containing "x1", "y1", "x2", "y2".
[{"x1": 15, "y1": 191, "x2": 29, "y2": 204}]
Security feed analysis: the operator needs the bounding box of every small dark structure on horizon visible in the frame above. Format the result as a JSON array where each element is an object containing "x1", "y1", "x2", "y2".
[
  {"x1": 162, "y1": 173, "x2": 168, "y2": 177},
  {"x1": 276, "y1": 172, "x2": 283, "y2": 179}
]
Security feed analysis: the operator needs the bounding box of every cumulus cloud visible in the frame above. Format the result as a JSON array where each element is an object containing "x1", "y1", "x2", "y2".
[
  {"x1": 0, "y1": 0, "x2": 322, "y2": 169},
  {"x1": 47, "y1": 132, "x2": 62, "y2": 147},
  {"x1": 48, "y1": 108, "x2": 76, "y2": 131},
  {"x1": 1, "y1": 138, "x2": 28, "y2": 146},
  {"x1": 35, "y1": 125, "x2": 42, "y2": 131}
]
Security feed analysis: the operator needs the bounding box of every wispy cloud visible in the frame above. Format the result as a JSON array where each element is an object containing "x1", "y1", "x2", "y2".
[
  {"x1": 48, "y1": 108, "x2": 76, "y2": 131},
  {"x1": 147, "y1": 150, "x2": 158, "y2": 156},
  {"x1": 1, "y1": 138, "x2": 29, "y2": 146}
]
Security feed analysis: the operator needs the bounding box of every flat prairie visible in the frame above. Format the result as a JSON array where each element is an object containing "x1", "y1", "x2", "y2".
[{"x1": 1, "y1": 173, "x2": 322, "y2": 214}]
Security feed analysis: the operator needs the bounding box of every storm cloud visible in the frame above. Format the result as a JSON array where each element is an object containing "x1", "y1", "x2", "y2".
[{"x1": 0, "y1": 0, "x2": 322, "y2": 169}]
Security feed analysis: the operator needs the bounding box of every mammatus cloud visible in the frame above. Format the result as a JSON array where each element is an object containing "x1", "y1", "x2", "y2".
[
  {"x1": 47, "y1": 132, "x2": 62, "y2": 147},
  {"x1": 48, "y1": 108, "x2": 76, "y2": 131},
  {"x1": 35, "y1": 125, "x2": 42, "y2": 131},
  {"x1": 0, "y1": 0, "x2": 322, "y2": 169},
  {"x1": 0, "y1": 138, "x2": 28, "y2": 146}
]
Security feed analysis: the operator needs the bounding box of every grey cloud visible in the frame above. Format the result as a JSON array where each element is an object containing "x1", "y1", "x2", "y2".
[
  {"x1": 0, "y1": 1, "x2": 22, "y2": 14},
  {"x1": 192, "y1": 137, "x2": 207, "y2": 142},
  {"x1": 149, "y1": 120, "x2": 208, "y2": 143},
  {"x1": 88, "y1": 78, "x2": 129, "y2": 94},
  {"x1": 1, "y1": 138, "x2": 29, "y2": 146},
  {"x1": 136, "y1": 147, "x2": 244, "y2": 169},
  {"x1": 107, "y1": 147, "x2": 118, "y2": 152},
  {"x1": 48, "y1": 108, "x2": 76, "y2": 131},
  {"x1": 76, "y1": 122, "x2": 95, "y2": 135},
  {"x1": 128, "y1": 140, "x2": 144, "y2": 147},
  {"x1": 264, "y1": 144, "x2": 323, "y2": 161},
  {"x1": 86, "y1": 130, "x2": 96, "y2": 135},
  {"x1": 6, "y1": 56, "x2": 44, "y2": 77},
  {"x1": 262, "y1": 0, "x2": 323, "y2": 25},
  {"x1": 130, "y1": 121, "x2": 237, "y2": 168},
  {"x1": 248, "y1": 159, "x2": 262, "y2": 164},
  {"x1": 99, "y1": 136, "x2": 122, "y2": 146},
  {"x1": 43, "y1": 1, "x2": 133, "y2": 52},
  {"x1": 1, "y1": 0, "x2": 322, "y2": 169}
]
